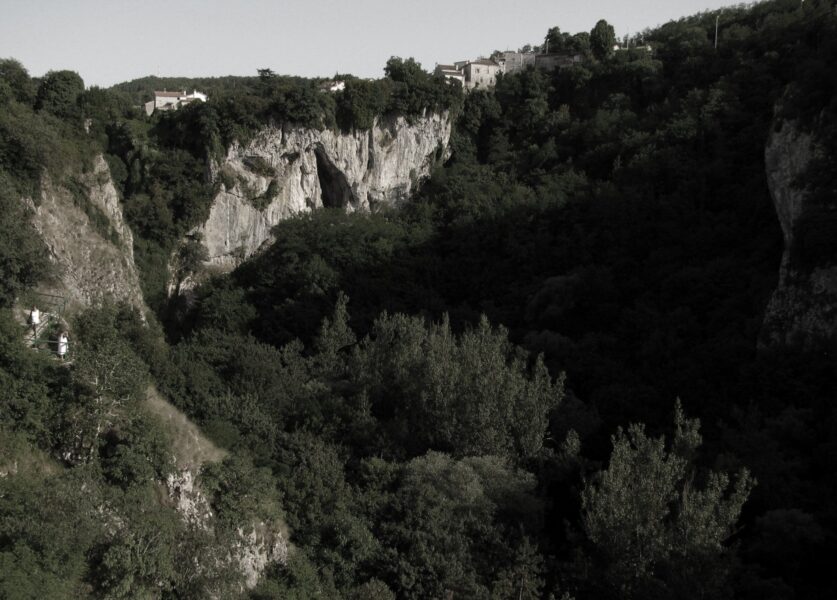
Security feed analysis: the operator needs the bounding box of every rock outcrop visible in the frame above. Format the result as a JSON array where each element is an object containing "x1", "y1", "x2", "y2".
[
  {"x1": 234, "y1": 525, "x2": 290, "y2": 589},
  {"x1": 762, "y1": 120, "x2": 837, "y2": 346},
  {"x1": 194, "y1": 112, "x2": 451, "y2": 271},
  {"x1": 20, "y1": 155, "x2": 291, "y2": 589},
  {"x1": 27, "y1": 155, "x2": 146, "y2": 312}
]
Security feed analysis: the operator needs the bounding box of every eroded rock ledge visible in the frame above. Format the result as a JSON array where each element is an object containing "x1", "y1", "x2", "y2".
[
  {"x1": 761, "y1": 120, "x2": 837, "y2": 347},
  {"x1": 195, "y1": 112, "x2": 451, "y2": 271}
]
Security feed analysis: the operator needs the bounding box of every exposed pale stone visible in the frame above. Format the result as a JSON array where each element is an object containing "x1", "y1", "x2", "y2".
[
  {"x1": 762, "y1": 120, "x2": 837, "y2": 346},
  {"x1": 27, "y1": 155, "x2": 145, "y2": 313},
  {"x1": 234, "y1": 524, "x2": 290, "y2": 589},
  {"x1": 195, "y1": 112, "x2": 451, "y2": 271},
  {"x1": 167, "y1": 469, "x2": 215, "y2": 528}
]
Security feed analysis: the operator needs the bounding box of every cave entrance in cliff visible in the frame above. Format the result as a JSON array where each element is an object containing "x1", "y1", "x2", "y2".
[{"x1": 314, "y1": 146, "x2": 357, "y2": 209}]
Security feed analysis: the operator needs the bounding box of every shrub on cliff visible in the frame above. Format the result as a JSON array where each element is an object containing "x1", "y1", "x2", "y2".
[{"x1": 0, "y1": 171, "x2": 51, "y2": 307}]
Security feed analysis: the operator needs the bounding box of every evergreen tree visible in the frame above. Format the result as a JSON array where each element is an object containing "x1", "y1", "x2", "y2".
[
  {"x1": 590, "y1": 19, "x2": 616, "y2": 60},
  {"x1": 581, "y1": 402, "x2": 754, "y2": 598}
]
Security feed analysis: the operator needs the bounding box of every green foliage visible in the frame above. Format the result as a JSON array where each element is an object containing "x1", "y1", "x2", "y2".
[
  {"x1": 363, "y1": 452, "x2": 543, "y2": 599},
  {"x1": 0, "y1": 175, "x2": 51, "y2": 307},
  {"x1": 236, "y1": 207, "x2": 434, "y2": 346},
  {"x1": 73, "y1": 306, "x2": 149, "y2": 405},
  {"x1": 543, "y1": 26, "x2": 591, "y2": 55},
  {"x1": 0, "y1": 98, "x2": 94, "y2": 199},
  {"x1": 201, "y1": 453, "x2": 282, "y2": 527},
  {"x1": 353, "y1": 313, "x2": 563, "y2": 459},
  {"x1": 274, "y1": 432, "x2": 376, "y2": 588},
  {"x1": 190, "y1": 278, "x2": 257, "y2": 334},
  {"x1": 581, "y1": 405, "x2": 754, "y2": 598},
  {"x1": 249, "y1": 551, "x2": 341, "y2": 599},
  {"x1": 174, "y1": 235, "x2": 209, "y2": 281},
  {"x1": 545, "y1": 27, "x2": 564, "y2": 53},
  {"x1": 0, "y1": 58, "x2": 35, "y2": 105},
  {"x1": 248, "y1": 179, "x2": 280, "y2": 211},
  {"x1": 100, "y1": 411, "x2": 173, "y2": 489},
  {"x1": 590, "y1": 19, "x2": 616, "y2": 60},
  {"x1": 0, "y1": 468, "x2": 104, "y2": 598},
  {"x1": 162, "y1": 327, "x2": 310, "y2": 446},
  {"x1": 35, "y1": 70, "x2": 85, "y2": 122},
  {"x1": 313, "y1": 292, "x2": 357, "y2": 374},
  {"x1": 48, "y1": 306, "x2": 151, "y2": 464},
  {"x1": 0, "y1": 310, "x2": 58, "y2": 447},
  {"x1": 243, "y1": 155, "x2": 277, "y2": 178},
  {"x1": 490, "y1": 538, "x2": 546, "y2": 600},
  {"x1": 335, "y1": 78, "x2": 391, "y2": 131},
  {"x1": 384, "y1": 57, "x2": 462, "y2": 120},
  {"x1": 92, "y1": 487, "x2": 183, "y2": 599}
]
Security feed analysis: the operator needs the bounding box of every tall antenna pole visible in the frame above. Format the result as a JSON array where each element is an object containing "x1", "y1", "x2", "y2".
[{"x1": 715, "y1": 15, "x2": 720, "y2": 49}]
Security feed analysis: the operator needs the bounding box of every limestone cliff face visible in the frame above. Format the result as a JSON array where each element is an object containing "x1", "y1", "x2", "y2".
[
  {"x1": 27, "y1": 155, "x2": 145, "y2": 312},
  {"x1": 21, "y1": 157, "x2": 289, "y2": 589},
  {"x1": 762, "y1": 120, "x2": 837, "y2": 346},
  {"x1": 194, "y1": 112, "x2": 451, "y2": 271}
]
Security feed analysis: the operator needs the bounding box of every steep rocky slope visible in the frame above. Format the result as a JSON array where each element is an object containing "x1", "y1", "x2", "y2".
[
  {"x1": 26, "y1": 155, "x2": 145, "y2": 312},
  {"x1": 762, "y1": 120, "x2": 837, "y2": 346},
  {"x1": 19, "y1": 157, "x2": 289, "y2": 589},
  {"x1": 195, "y1": 112, "x2": 451, "y2": 271},
  {"x1": 147, "y1": 386, "x2": 289, "y2": 589}
]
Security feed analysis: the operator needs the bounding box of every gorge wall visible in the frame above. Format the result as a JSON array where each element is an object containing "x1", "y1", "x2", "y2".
[
  {"x1": 22, "y1": 158, "x2": 289, "y2": 589},
  {"x1": 762, "y1": 120, "x2": 837, "y2": 347},
  {"x1": 192, "y1": 111, "x2": 451, "y2": 273},
  {"x1": 27, "y1": 155, "x2": 146, "y2": 313}
]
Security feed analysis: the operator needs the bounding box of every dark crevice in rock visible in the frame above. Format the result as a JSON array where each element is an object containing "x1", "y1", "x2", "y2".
[
  {"x1": 314, "y1": 146, "x2": 356, "y2": 209},
  {"x1": 367, "y1": 130, "x2": 375, "y2": 171}
]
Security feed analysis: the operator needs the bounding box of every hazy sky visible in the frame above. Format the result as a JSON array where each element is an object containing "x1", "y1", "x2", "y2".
[{"x1": 1, "y1": 0, "x2": 739, "y2": 87}]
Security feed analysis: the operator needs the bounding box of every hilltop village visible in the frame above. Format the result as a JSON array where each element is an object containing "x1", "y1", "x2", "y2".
[
  {"x1": 434, "y1": 50, "x2": 584, "y2": 90},
  {"x1": 436, "y1": 39, "x2": 651, "y2": 90}
]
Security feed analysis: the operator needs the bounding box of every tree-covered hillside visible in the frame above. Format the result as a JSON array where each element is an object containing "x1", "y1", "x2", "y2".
[{"x1": 2, "y1": 0, "x2": 837, "y2": 598}]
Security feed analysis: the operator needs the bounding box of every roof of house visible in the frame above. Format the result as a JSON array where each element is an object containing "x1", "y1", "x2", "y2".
[
  {"x1": 436, "y1": 64, "x2": 457, "y2": 71},
  {"x1": 155, "y1": 91, "x2": 185, "y2": 98},
  {"x1": 470, "y1": 59, "x2": 499, "y2": 67}
]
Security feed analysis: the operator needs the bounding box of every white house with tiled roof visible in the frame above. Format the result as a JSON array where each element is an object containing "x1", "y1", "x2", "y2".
[
  {"x1": 144, "y1": 89, "x2": 207, "y2": 116},
  {"x1": 434, "y1": 64, "x2": 465, "y2": 86}
]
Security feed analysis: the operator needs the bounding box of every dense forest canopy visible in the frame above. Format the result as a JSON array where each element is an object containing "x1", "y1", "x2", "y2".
[{"x1": 2, "y1": 0, "x2": 837, "y2": 598}]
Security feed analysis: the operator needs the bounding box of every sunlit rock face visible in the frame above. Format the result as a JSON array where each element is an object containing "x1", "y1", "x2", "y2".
[
  {"x1": 27, "y1": 154, "x2": 146, "y2": 313},
  {"x1": 761, "y1": 120, "x2": 837, "y2": 347},
  {"x1": 194, "y1": 112, "x2": 451, "y2": 271}
]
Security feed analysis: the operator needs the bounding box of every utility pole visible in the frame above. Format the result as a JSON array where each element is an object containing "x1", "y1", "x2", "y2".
[{"x1": 715, "y1": 14, "x2": 720, "y2": 49}]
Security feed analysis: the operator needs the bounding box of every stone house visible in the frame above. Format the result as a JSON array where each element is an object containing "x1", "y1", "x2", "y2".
[
  {"x1": 435, "y1": 59, "x2": 502, "y2": 90},
  {"x1": 534, "y1": 52, "x2": 583, "y2": 71},
  {"x1": 436, "y1": 47, "x2": 585, "y2": 91},
  {"x1": 497, "y1": 51, "x2": 536, "y2": 74},
  {"x1": 461, "y1": 59, "x2": 502, "y2": 90},
  {"x1": 144, "y1": 90, "x2": 208, "y2": 116}
]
